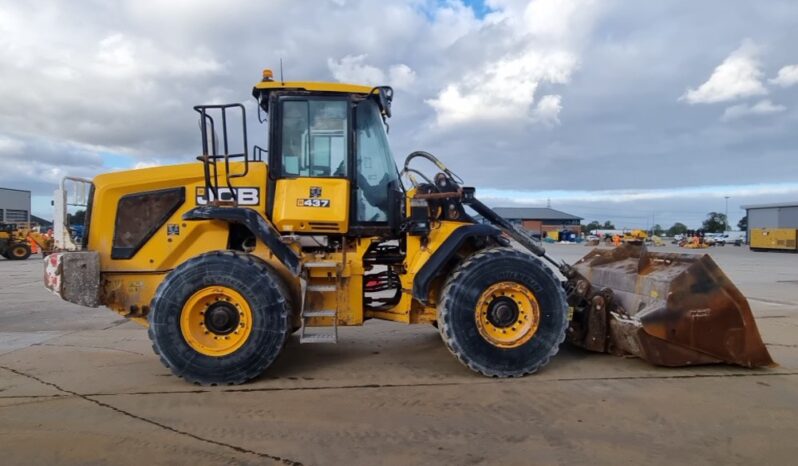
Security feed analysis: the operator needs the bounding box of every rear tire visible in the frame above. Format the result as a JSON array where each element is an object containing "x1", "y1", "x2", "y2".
[
  {"x1": 148, "y1": 251, "x2": 291, "y2": 385},
  {"x1": 7, "y1": 243, "x2": 31, "y2": 260},
  {"x1": 437, "y1": 247, "x2": 568, "y2": 377}
]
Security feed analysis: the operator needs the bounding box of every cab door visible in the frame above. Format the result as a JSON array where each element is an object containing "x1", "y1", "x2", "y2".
[
  {"x1": 269, "y1": 96, "x2": 351, "y2": 234},
  {"x1": 352, "y1": 99, "x2": 402, "y2": 230}
]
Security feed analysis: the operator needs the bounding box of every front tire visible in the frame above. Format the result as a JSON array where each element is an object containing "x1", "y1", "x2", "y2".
[
  {"x1": 7, "y1": 243, "x2": 31, "y2": 260},
  {"x1": 437, "y1": 247, "x2": 568, "y2": 377},
  {"x1": 148, "y1": 251, "x2": 291, "y2": 385}
]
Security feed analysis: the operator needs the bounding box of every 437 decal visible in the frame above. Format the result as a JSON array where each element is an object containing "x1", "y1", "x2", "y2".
[{"x1": 297, "y1": 198, "x2": 330, "y2": 208}]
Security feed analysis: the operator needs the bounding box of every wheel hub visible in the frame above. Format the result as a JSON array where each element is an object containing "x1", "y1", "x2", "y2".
[
  {"x1": 475, "y1": 281, "x2": 541, "y2": 349},
  {"x1": 179, "y1": 286, "x2": 253, "y2": 357},
  {"x1": 486, "y1": 297, "x2": 519, "y2": 328},
  {"x1": 204, "y1": 302, "x2": 240, "y2": 335}
]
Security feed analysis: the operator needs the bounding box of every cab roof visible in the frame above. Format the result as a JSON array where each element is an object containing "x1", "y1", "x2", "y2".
[
  {"x1": 251, "y1": 69, "x2": 393, "y2": 117},
  {"x1": 252, "y1": 80, "x2": 374, "y2": 100}
]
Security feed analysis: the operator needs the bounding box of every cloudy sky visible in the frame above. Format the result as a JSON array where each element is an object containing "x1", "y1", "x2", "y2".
[{"x1": 1, "y1": 0, "x2": 797, "y2": 229}]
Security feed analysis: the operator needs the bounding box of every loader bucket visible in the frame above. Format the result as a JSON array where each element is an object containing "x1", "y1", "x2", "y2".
[{"x1": 565, "y1": 244, "x2": 774, "y2": 368}]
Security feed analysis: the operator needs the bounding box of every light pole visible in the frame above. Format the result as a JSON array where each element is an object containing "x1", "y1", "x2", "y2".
[{"x1": 724, "y1": 196, "x2": 730, "y2": 231}]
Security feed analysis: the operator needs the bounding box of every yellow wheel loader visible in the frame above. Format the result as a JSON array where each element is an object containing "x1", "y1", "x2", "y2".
[
  {"x1": 44, "y1": 70, "x2": 772, "y2": 385},
  {"x1": 1, "y1": 223, "x2": 53, "y2": 260},
  {"x1": 621, "y1": 229, "x2": 647, "y2": 245}
]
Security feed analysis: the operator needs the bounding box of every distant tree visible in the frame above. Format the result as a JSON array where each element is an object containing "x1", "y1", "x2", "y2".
[
  {"x1": 702, "y1": 212, "x2": 728, "y2": 233},
  {"x1": 737, "y1": 215, "x2": 748, "y2": 231},
  {"x1": 602, "y1": 220, "x2": 616, "y2": 229},
  {"x1": 667, "y1": 222, "x2": 688, "y2": 236},
  {"x1": 582, "y1": 220, "x2": 602, "y2": 234},
  {"x1": 651, "y1": 224, "x2": 664, "y2": 236}
]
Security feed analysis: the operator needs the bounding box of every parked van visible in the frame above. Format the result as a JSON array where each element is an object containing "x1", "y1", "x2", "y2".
[{"x1": 715, "y1": 231, "x2": 747, "y2": 246}]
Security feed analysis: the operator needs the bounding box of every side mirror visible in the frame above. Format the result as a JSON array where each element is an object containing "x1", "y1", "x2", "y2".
[{"x1": 371, "y1": 86, "x2": 394, "y2": 118}]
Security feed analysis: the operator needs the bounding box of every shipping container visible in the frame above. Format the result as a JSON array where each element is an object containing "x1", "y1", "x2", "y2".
[{"x1": 750, "y1": 228, "x2": 798, "y2": 251}]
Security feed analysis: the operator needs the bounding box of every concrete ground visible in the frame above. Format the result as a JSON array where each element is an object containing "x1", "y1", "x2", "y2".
[{"x1": 1, "y1": 244, "x2": 797, "y2": 465}]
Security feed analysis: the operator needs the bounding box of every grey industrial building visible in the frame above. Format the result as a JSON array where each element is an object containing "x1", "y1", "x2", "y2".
[
  {"x1": 0, "y1": 187, "x2": 31, "y2": 225},
  {"x1": 741, "y1": 201, "x2": 798, "y2": 237}
]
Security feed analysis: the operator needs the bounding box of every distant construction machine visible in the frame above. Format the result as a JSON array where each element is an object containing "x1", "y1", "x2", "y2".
[{"x1": 0, "y1": 223, "x2": 52, "y2": 260}]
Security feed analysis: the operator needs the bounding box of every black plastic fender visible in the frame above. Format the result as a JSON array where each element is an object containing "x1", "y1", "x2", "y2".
[
  {"x1": 183, "y1": 206, "x2": 301, "y2": 275},
  {"x1": 412, "y1": 224, "x2": 503, "y2": 304}
]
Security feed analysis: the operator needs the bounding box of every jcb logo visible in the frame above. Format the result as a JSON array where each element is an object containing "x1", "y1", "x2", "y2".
[{"x1": 196, "y1": 187, "x2": 260, "y2": 206}]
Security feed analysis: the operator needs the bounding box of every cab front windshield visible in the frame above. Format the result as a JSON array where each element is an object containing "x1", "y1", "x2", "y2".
[{"x1": 354, "y1": 99, "x2": 399, "y2": 222}]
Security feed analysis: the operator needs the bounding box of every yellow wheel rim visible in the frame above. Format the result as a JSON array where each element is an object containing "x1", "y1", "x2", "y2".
[
  {"x1": 12, "y1": 246, "x2": 26, "y2": 258},
  {"x1": 475, "y1": 281, "x2": 540, "y2": 349},
  {"x1": 179, "y1": 286, "x2": 253, "y2": 357}
]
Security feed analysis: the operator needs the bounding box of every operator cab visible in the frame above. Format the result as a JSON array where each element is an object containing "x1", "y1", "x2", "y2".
[{"x1": 252, "y1": 72, "x2": 402, "y2": 236}]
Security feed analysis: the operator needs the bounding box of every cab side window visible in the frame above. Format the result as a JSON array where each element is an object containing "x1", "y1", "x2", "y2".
[{"x1": 280, "y1": 99, "x2": 348, "y2": 177}]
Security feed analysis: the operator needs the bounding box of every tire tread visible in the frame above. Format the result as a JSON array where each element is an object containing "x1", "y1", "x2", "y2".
[
  {"x1": 437, "y1": 247, "x2": 567, "y2": 377},
  {"x1": 147, "y1": 250, "x2": 290, "y2": 385}
]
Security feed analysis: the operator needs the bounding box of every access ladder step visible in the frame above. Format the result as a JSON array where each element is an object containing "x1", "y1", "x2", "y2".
[
  {"x1": 303, "y1": 310, "x2": 336, "y2": 318},
  {"x1": 304, "y1": 261, "x2": 339, "y2": 269},
  {"x1": 300, "y1": 333, "x2": 337, "y2": 344},
  {"x1": 306, "y1": 284, "x2": 336, "y2": 292}
]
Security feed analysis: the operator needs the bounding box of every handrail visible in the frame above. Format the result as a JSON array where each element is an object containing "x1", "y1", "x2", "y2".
[{"x1": 193, "y1": 104, "x2": 250, "y2": 206}]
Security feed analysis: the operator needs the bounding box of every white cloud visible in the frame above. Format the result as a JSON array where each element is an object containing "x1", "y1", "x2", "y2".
[
  {"x1": 681, "y1": 39, "x2": 767, "y2": 104},
  {"x1": 0, "y1": 135, "x2": 25, "y2": 154},
  {"x1": 427, "y1": 1, "x2": 481, "y2": 48},
  {"x1": 426, "y1": 48, "x2": 576, "y2": 126},
  {"x1": 769, "y1": 64, "x2": 798, "y2": 88},
  {"x1": 530, "y1": 94, "x2": 562, "y2": 126},
  {"x1": 327, "y1": 56, "x2": 416, "y2": 91},
  {"x1": 388, "y1": 64, "x2": 416, "y2": 90},
  {"x1": 425, "y1": 47, "x2": 578, "y2": 126},
  {"x1": 426, "y1": 0, "x2": 598, "y2": 127},
  {"x1": 133, "y1": 160, "x2": 162, "y2": 169},
  {"x1": 721, "y1": 99, "x2": 786, "y2": 121},
  {"x1": 327, "y1": 54, "x2": 386, "y2": 85},
  {"x1": 0, "y1": 0, "x2": 796, "y2": 223},
  {"x1": 95, "y1": 33, "x2": 222, "y2": 79}
]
